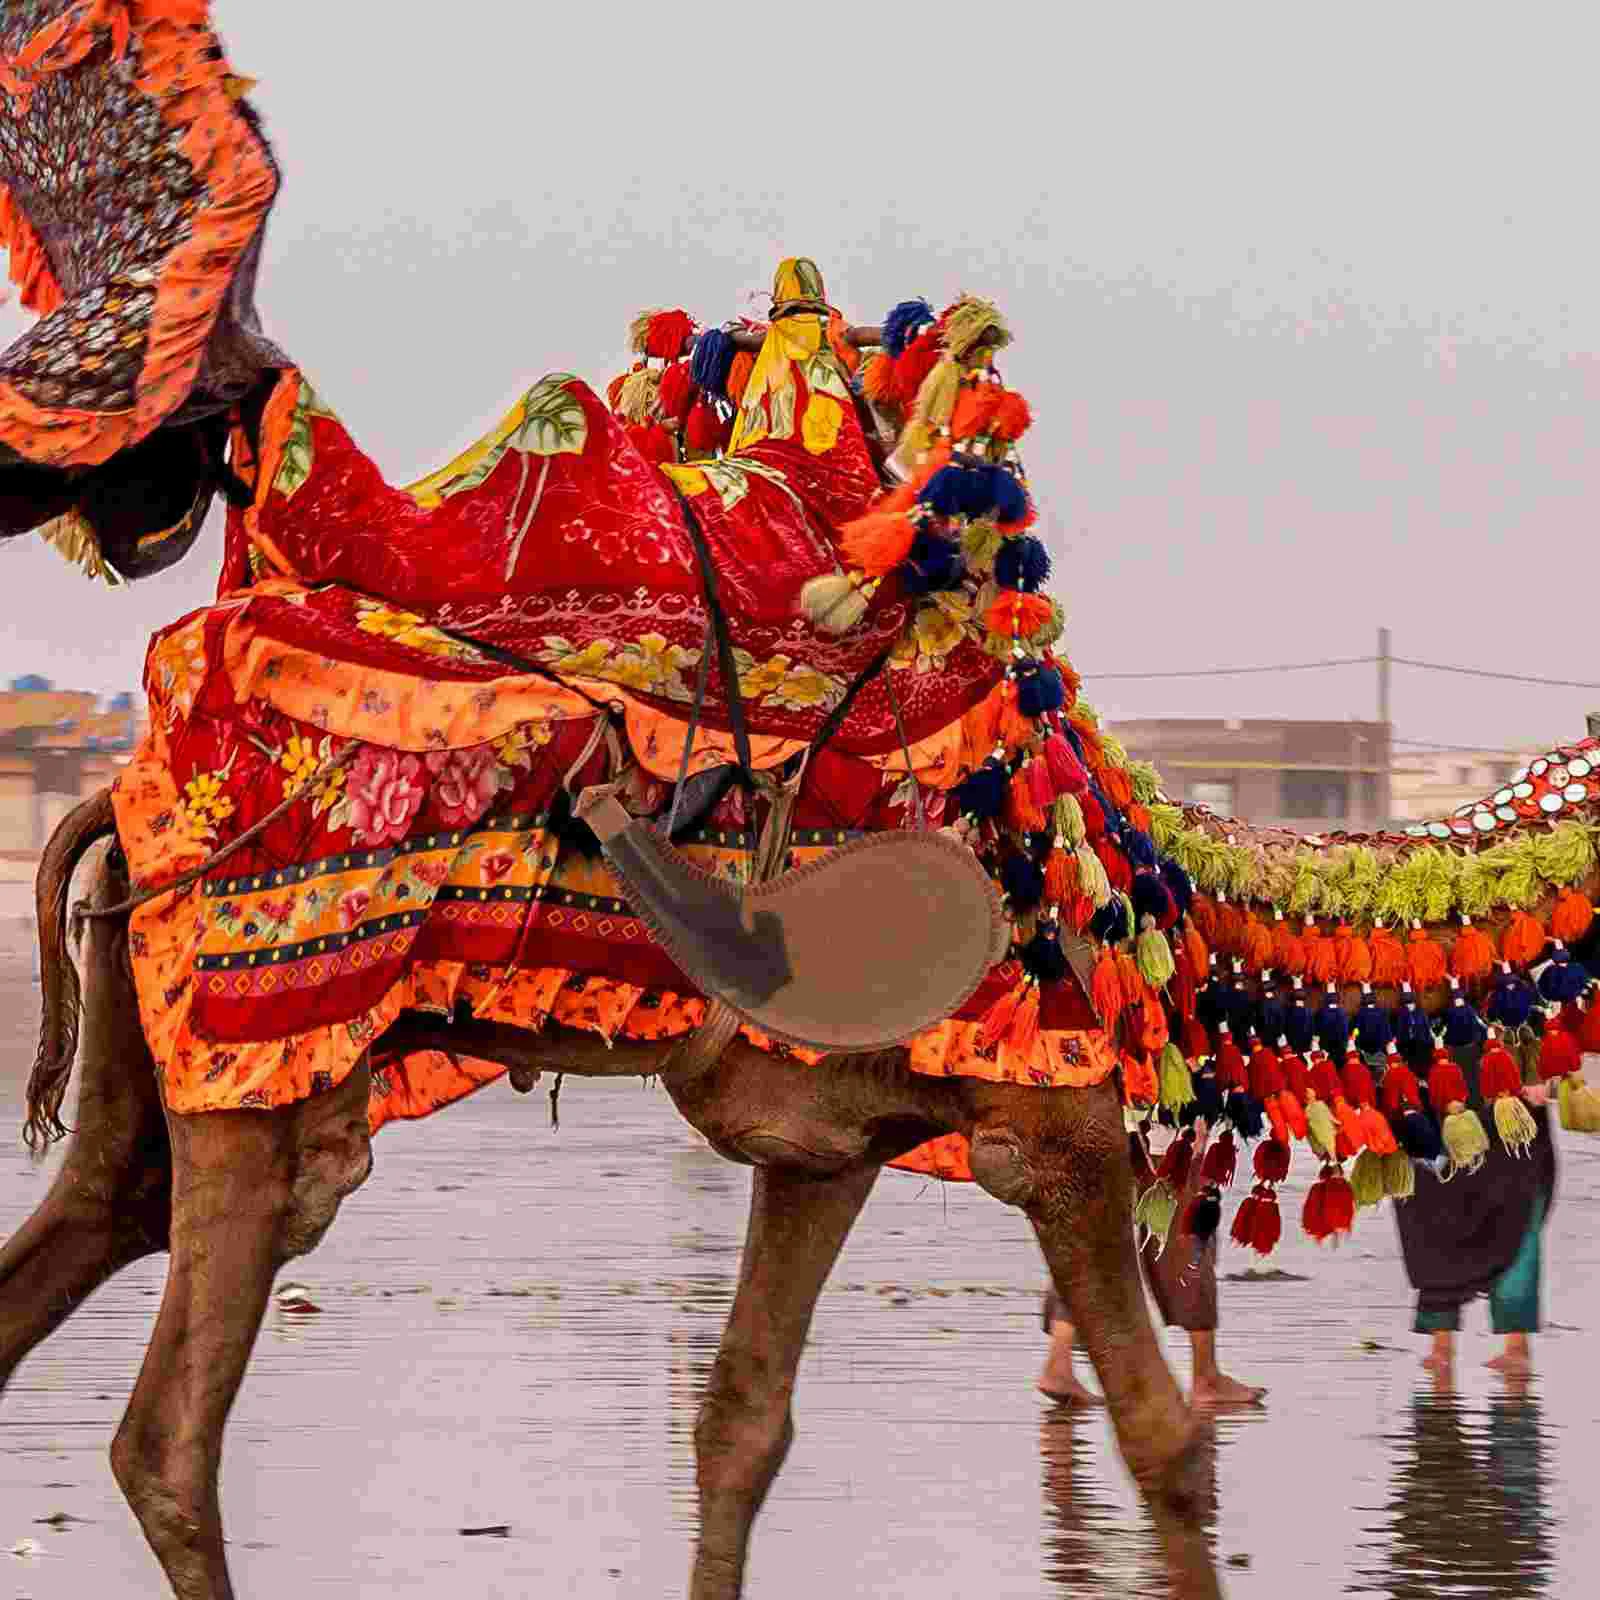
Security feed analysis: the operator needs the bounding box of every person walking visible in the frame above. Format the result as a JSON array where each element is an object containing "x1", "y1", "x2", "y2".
[{"x1": 1040, "y1": 1121, "x2": 1264, "y2": 1408}]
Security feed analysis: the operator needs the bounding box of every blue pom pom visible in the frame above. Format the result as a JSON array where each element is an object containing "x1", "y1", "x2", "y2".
[
  {"x1": 1001, "y1": 853, "x2": 1046, "y2": 910},
  {"x1": 1486, "y1": 971, "x2": 1536, "y2": 1029},
  {"x1": 1441, "y1": 996, "x2": 1486, "y2": 1048},
  {"x1": 1224, "y1": 1090, "x2": 1265, "y2": 1140},
  {"x1": 900, "y1": 530, "x2": 966, "y2": 595},
  {"x1": 1021, "y1": 928, "x2": 1070, "y2": 984},
  {"x1": 993, "y1": 535, "x2": 1052, "y2": 593},
  {"x1": 1161, "y1": 861, "x2": 1193, "y2": 918},
  {"x1": 1313, "y1": 990, "x2": 1349, "y2": 1054},
  {"x1": 1537, "y1": 950, "x2": 1593, "y2": 1004},
  {"x1": 1131, "y1": 872, "x2": 1171, "y2": 926},
  {"x1": 1016, "y1": 664, "x2": 1065, "y2": 718},
  {"x1": 1090, "y1": 896, "x2": 1130, "y2": 944},
  {"x1": 1397, "y1": 1111, "x2": 1443, "y2": 1162},
  {"x1": 918, "y1": 465, "x2": 975, "y2": 519},
  {"x1": 1284, "y1": 998, "x2": 1315, "y2": 1054},
  {"x1": 1354, "y1": 997, "x2": 1394, "y2": 1053},
  {"x1": 954, "y1": 760, "x2": 1008, "y2": 820},
  {"x1": 689, "y1": 328, "x2": 737, "y2": 399},
  {"x1": 882, "y1": 298, "x2": 935, "y2": 359},
  {"x1": 985, "y1": 466, "x2": 1030, "y2": 525},
  {"x1": 1123, "y1": 828, "x2": 1158, "y2": 872}
]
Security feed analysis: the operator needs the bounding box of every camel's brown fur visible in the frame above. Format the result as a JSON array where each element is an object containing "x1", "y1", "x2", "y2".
[{"x1": 2, "y1": 792, "x2": 1213, "y2": 1600}]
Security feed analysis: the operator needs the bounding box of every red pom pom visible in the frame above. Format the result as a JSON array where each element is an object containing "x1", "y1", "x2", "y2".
[
  {"x1": 629, "y1": 423, "x2": 676, "y2": 466},
  {"x1": 990, "y1": 389, "x2": 1034, "y2": 442},
  {"x1": 645, "y1": 310, "x2": 695, "y2": 361},
  {"x1": 950, "y1": 382, "x2": 1003, "y2": 442},
  {"x1": 1253, "y1": 1137, "x2": 1291, "y2": 1185},
  {"x1": 892, "y1": 328, "x2": 942, "y2": 409},
  {"x1": 657, "y1": 361, "x2": 695, "y2": 423},
  {"x1": 684, "y1": 397, "x2": 730, "y2": 454}
]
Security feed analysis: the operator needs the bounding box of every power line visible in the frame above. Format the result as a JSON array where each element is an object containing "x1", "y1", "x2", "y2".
[
  {"x1": 1390, "y1": 736, "x2": 1542, "y2": 756},
  {"x1": 1086, "y1": 656, "x2": 1375, "y2": 680},
  {"x1": 1389, "y1": 656, "x2": 1600, "y2": 692}
]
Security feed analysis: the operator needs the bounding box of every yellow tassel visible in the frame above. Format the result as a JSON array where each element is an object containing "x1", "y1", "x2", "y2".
[
  {"x1": 1381, "y1": 1149, "x2": 1415, "y2": 1199},
  {"x1": 224, "y1": 74, "x2": 259, "y2": 100},
  {"x1": 799, "y1": 572, "x2": 872, "y2": 634},
  {"x1": 1349, "y1": 1149, "x2": 1385, "y2": 1208},
  {"x1": 39, "y1": 510, "x2": 116, "y2": 586},
  {"x1": 628, "y1": 309, "x2": 660, "y2": 356},
  {"x1": 1560, "y1": 1074, "x2": 1600, "y2": 1133},
  {"x1": 1492, "y1": 1095, "x2": 1538, "y2": 1156},
  {"x1": 1442, "y1": 1107, "x2": 1490, "y2": 1175},
  {"x1": 617, "y1": 367, "x2": 660, "y2": 423},
  {"x1": 941, "y1": 297, "x2": 1012, "y2": 361},
  {"x1": 1305, "y1": 1098, "x2": 1339, "y2": 1160},
  {"x1": 910, "y1": 356, "x2": 962, "y2": 437}
]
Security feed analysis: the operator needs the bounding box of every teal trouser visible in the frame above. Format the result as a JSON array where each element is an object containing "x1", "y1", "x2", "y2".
[{"x1": 1414, "y1": 1192, "x2": 1547, "y2": 1336}]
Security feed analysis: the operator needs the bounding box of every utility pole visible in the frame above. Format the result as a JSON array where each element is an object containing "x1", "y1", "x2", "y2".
[{"x1": 1377, "y1": 627, "x2": 1393, "y2": 828}]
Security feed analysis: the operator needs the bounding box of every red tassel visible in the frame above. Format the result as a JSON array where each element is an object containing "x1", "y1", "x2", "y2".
[
  {"x1": 1157, "y1": 1131, "x2": 1195, "y2": 1191},
  {"x1": 1201, "y1": 1129, "x2": 1238, "y2": 1188},
  {"x1": 1341, "y1": 1054, "x2": 1376, "y2": 1109},
  {"x1": 1265, "y1": 1096, "x2": 1289, "y2": 1145},
  {"x1": 1215, "y1": 1030, "x2": 1248, "y2": 1092},
  {"x1": 990, "y1": 389, "x2": 1034, "y2": 442},
  {"x1": 1381, "y1": 1060, "x2": 1422, "y2": 1115},
  {"x1": 1250, "y1": 1189, "x2": 1283, "y2": 1256},
  {"x1": 1450, "y1": 920, "x2": 1496, "y2": 982},
  {"x1": 1428, "y1": 1054, "x2": 1470, "y2": 1111},
  {"x1": 1183, "y1": 1015, "x2": 1211, "y2": 1060},
  {"x1": 984, "y1": 591, "x2": 1056, "y2": 641},
  {"x1": 1302, "y1": 1175, "x2": 1330, "y2": 1241},
  {"x1": 1043, "y1": 735, "x2": 1089, "y2": 797},
  {"x1": 1254, "y1": 1137, "x2": 1291, "y2": 1185},
  {"x1": 950, "y1": 382, "x2": 1003, "y2": 442},
  {"x1": 1333, "y1": 1097, "x2": 1365, "y2": 1150},
  {"x1": 629, "y1": 422, "x2": 677, "y2": 466},
  {"x1": 1279, "y1": 1050, "x2": 1310, "y2": 1103},
  {"x1": 1099, "y1": 767, "x2": 1134, "y2": 809},
  {"x1": 725, "y1": 351, "x2": 756, "y2": 405},
  {"x1": 1091, "y1": 951, "x2": 1125, "y2": 1030},
  {"x1": 1078, "y1": 791, "x2": 1106, "y2": 841},
  {"x1": 1503, "y1": 911, "x2": 1547, "y2": 968},
  {"x1": 1308, "y1": 1054, "x2": 1343, "y2": 1104},
  {"x1": 1170, "y1": 958, "x2": 1197, "y2": 1022},
  {"x1": 1183, "y1": 924, "x2": 1210, "y2": 983},
  {"x1": 1406, "y1": 927, "x2": 1447, "y2": 990},
  {"x1": 1214, "y1": 903, "x2": 1245, "y2": 957},
  {"x1": 1538, "y1": 1021, "x2": 1580, "y2": 1081},
  {"x1": 1480, "y1": 1038, "x2": 1523, "y2": 1101},
  {"x1": 1249, "y1": 1041, "x2": 1285, "y2": 1101},
  {"x1": 1552, "y1": 889, "x2": 1595, "y2": 945},
  {"x1": 1271, "y1": 917, "x2": 1307, "y2": 976},
  {"x1": 1230, "y1": 1191, "x2": 1260, "y2": 1249},
  {"x1": 1370, "y1": 926, "x2": 1407, "y2": 986},
  {"x1": 891, "y1": 328, "x2": 943, "y2": 409},
  {"x1": 684, "y1": 397, "x2": 730, "y2": 453},
  {"x1": 657, "y1": 360, "x2": 695, "y2": 423},
  {"x1": 1096, "y1": 837, "x2": 1134, "y2": 894},
  {"x1": 1322, "y1": 1168, "x2": 1355, "y2": 1238},
  {"x1": 1581, "y1": 998, "x2": 1600, "y2": 1054},
  {"x1": 1028, "y1": 757, "x2": 1056, "y2": 809}
]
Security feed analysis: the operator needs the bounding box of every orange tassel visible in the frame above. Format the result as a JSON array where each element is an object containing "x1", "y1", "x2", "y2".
[
  {"x1": 1122, "y1": 1052, "x2": 1159, "y2": 1107},
  {"x1": 1007, "y1": 985, "x2": 1042, "y2": 1058},
  {"x1": 984, "y1": 591, "x2": 1055, "y2": 640},
  {"x1": 1100, "y1": 767, "x2": 1134, "y2": 809},
  {"x1": 1007, "y1": 768, "x2": 1047, "y2": 833},
  {"x1": 1277, "y1": 1089, "x2": 1310, "y2": 1141},
  {"x1": 978, "y1": 982, "x2": 1026, "y2": 1050},
  {"x1": 1370, "y1": 925, "x2": 1407, "y2": 986},
  {"x1": 998, "y1": 686, "x2": 1036, "y2": 752},
  {"x1": 960, "y1": 687, "x2": 1004, "y2": 769},
  {"x1": 1183, "y1": 923, "x2": 1210, "y2": 981},
  {"x1": 1116, "y1": 951, "x2": 1145, "y2": 1011},
  {"x1": 1139, "y1": 990, "x2": 1169, "y2": 1052},
  {"x1": 950, "y1": 383, "x2": 1003, "y2": 442},
  {"x1": 1503, "y1": 910, "x2": 1547, "y2": 968},
  {"x1": 839, "y1": 511, "x2": 916, "y2": 577},
  {"x1": 1065, "y1": 893, "x2": 1095, "y2": 933},
  {"x1": 1359, "y1": 1105, "x2": 1399, "y2": 1155},
  {"x1": 1189, "y1": 897, "x2": 1218, "y2": 943},
  {"x1": 1242, "y1": 914, "x2": 1273, "y2": 973},
  {"x1": 1334, "y1": 924, "x2": 1372, "y2": 984},
  {"x1": 1406, "y1": 926, "x2": 1447, "y2": 989},
  {"x1": 1271, "y1": 916, "x2": 1307, "y2": 976},
  {"x1": 1091, "y1": 952, "x2": 1125, "y2": 1030},
  {"x1": 1450, "y1": 919, "x2": 1496, "y2": 982},
  {"x1": 1214, "y1": 903, "x2": 1245, "y2": 957},
  {"x1": 1552, "y1": 889, "x2": 1595, "y2": 945},
  {"x1": 1333, "y1": 1096, "x2": 1366, "y2": 1151},
  {"x1": 1266, "y1": 1097, "x2": 1290, "y2": 1145},
  {"x1": 990, "y1": 390, "x2": 1034, "y2": 442},
  {"x1": 1044, "y1": 848, "x2": 1075, "y2": 906},
  {"x1": 725, "y1": 351, "x2": 756, "y2": 404},
  {"x1": 860, "y1": 350, "x2": 895, "y2": 405},
  {"x1": 1304, "y1": 922, "x2": 1337, "y2": 985}
]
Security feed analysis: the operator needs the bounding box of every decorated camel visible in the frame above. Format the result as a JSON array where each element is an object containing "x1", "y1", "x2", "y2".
[{"x1": 1, "y1": 7, "x2": 1597, "y2": 1600}]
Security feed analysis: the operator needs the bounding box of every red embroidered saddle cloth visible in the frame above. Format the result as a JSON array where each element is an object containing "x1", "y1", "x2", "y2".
[{"x1": 218, "y1": 364, "x2": 1004, "y2": 758}]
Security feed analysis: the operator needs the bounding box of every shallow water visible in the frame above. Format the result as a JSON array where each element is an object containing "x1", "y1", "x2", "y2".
[{"x1": 0, "y1": 967, "x2": 1596, "y2": 1597}]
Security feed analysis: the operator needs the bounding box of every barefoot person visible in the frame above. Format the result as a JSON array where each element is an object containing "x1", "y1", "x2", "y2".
[
  {"x1": 1041, "y1": 1122, "x2": 1265, "y2": 1409},
  {"x1": 1397, "y1": 1042, "x2": 1556, "y2": 1382}
]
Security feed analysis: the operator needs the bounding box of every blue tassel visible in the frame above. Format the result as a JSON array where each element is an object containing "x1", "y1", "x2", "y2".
[
  {"x1": 1131, "y1": 871, "x2": 1171, "y2": 926},
  {"x1": 1537, "y1": 948, "x2": 1593, "y2": 1004},
  {"x1": 1020, "y1": 927, "x2": 1070, "y2": 984},
  {"x1": 1000, "y1": 854, "x2": 1046, "y2": 910},
  {"x1": 689, "y1": 328, "x2": 737, "y2": 399},
  {"x1": 1196, "y1": 977, "x2": 1225, "y2": 1032},
  {"x1": 1016, "y1": 664, "x2": 1065, "y2": 718},
  {"x1": 1441, "y1": 995, "x2": 1486, "y2": 1048},
  {"x1": 985, "y1": 465, "x2": 1030, "y2": 524},
  {"x1": 1284, "y1": 996, "x2": 1315, "y2": 1054},
  {"x1": 1258, "y1": 989, "x2": 1288, "y2": 1046},
  {"x1": 1354, "y1": 994, "x2": 1394, "y2": 1053},
  {"x1": 953, "y1": 759, "x2": 1008, "y2": 820},
  {"x1": 1396, "y1": 1109, "x2": 1444, "y2": 1162},
  {"x1": 900, "y1": 530, "x2": 966, "y2": 594},
  {"x1": 993, "y1": 535, "x2": 1052, "y2": 593},
  {"x1": 882, "y1": 298, "x2": 935, "y2": 359},
  {"x1": 1225, "y1": 984, "x2": 1259, "y2": 1041},
  {"x1": 1122, "y1": 828, "x2": 1158, "y2": 872},
  {"x1": 1189, "y1": 1067, "x2": 1225, "y2": 1123},
  {"x1": 1313, "y1": 988, "x2": 1349, "y2": 1054},
  {"x1": 1224, "y1": 1090, "x2": 1265, "y2": 1140},
  {"x1": 1393, "y1": 997, "x2": 1432, "y2": 1053},
  {"x1": 1486, "y1": 969, "x2": 1536, "y2": 1029},
  {"x1": 1161, "y1": 860, "x2": 1194, "y2": 918},
  {"x1": 1090, "y1": 896, "x2": 1130, "y2": 944}
]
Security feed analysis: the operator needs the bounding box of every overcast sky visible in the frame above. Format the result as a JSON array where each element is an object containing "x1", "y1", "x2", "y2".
[{"x1": 4, "y1": 1, "x2": 1598, "y2": 753}]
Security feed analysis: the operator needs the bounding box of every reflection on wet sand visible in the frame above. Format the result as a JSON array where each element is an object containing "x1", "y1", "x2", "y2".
[
  {"x1": 1040, "y1": 1411, "x2": 1224, "y2": 1600},
  {"x1": 1358, "y1": 1385, "x2": 1551, "y2": 1599}
]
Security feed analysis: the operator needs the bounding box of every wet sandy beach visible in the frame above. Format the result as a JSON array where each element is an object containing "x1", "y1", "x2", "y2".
[{"x1": 1, "y1": 967, "x2": 1596, "y2": 1597}]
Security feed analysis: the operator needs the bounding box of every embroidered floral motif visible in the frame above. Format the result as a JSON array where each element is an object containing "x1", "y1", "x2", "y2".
[
  {"x1": 354, "y1": 599, "x2": 480, "y2": 662},
  {"x1": 177, "y1": 766, "x2": 236, "y2": 844},
  {"x1": 343, "y1": 748, "x2": 425, "y2": 846}
]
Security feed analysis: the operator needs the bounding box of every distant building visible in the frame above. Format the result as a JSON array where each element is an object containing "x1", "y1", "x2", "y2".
[
  {"x1": 1, "y1": 676, "x2": 143, "y2": 856},
  {"x1": 1105, "y1": 718, "x2": 1392, "y2": 832}
]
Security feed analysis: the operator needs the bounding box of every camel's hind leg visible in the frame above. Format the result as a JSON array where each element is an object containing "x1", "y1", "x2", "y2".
[
  {"x1": 111, "y1": 1061, "x2": 373, "y2": 1599},
  {"x1": 0, "y1": 853, "x2": 171, "y2": 1394}
]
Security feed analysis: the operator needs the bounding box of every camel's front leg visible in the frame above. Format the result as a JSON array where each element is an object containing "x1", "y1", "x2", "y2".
[
  {"x1": 967, "y1": 1080, "x2": 1209, "y2": 1528},
  {"x1": 689, "y1": 1161, "x2": 878, "y2": 1600}
]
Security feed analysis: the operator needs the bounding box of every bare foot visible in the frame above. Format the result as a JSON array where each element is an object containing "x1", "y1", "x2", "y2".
[
  {"x1": 1485, "y1": 1352, "x2": 1533, "y2": 1375},
  {"x1": 1191, "y1": 1372, "x2": 1266, "y2": 1409},
  {"x1": 1421, "y1": 1352, "x2": 1452, "y2": 1373},
  {"x1": 1038, "y1": 1373, "x2": 1105, "y2": 1407}
]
